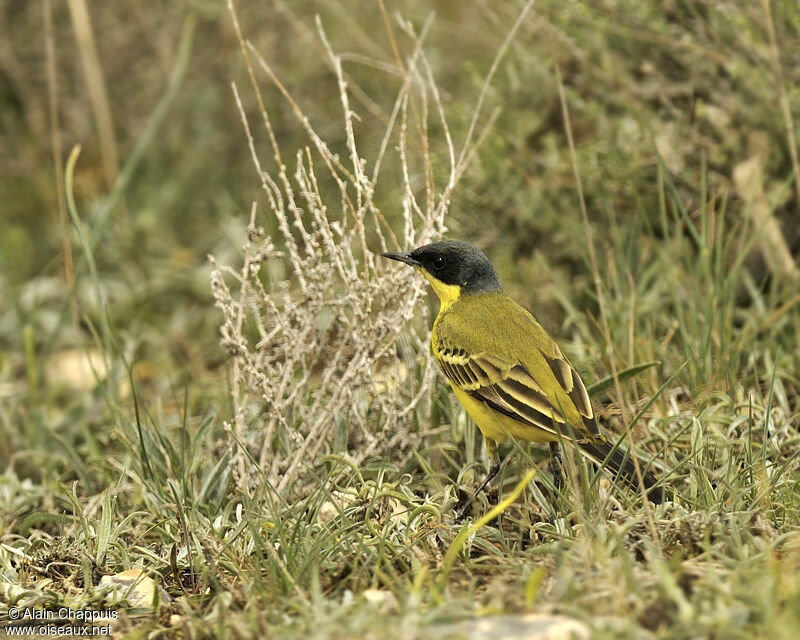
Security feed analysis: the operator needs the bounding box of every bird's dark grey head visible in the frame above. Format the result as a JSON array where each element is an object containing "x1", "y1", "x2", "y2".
[{"x1": 381, "y1": 240, "x2": 502, "y2": 293}]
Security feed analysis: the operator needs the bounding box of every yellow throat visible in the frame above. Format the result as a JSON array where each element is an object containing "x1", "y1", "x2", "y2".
[{"x1": 419, "y1": 268, "x2": 461, "y2": 312}]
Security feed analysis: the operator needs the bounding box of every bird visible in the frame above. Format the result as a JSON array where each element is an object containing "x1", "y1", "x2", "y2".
[{"x1": 381, "y1": 239, "x2": 664, "y2": 515}]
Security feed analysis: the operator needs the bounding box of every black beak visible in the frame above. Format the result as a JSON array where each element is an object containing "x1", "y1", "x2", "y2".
[{"x1": 380, "y1": 252, "x2": 420, "y2": 267}]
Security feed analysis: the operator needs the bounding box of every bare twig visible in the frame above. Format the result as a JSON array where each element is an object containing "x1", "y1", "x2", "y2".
[
  {"x1": 761, "y1": 0, "x2": 800, "y2": 210},
  {"x1": 44, "y1": 0, "x2": 77, "y2": 327},
  {"x1": 66, "y1": 0, "x2": 120, "y2": 192}
]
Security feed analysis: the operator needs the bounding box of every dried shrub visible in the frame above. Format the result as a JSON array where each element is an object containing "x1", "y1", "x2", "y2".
[{"x1": 210, "y1": 4, "x2": 528, "y2": 495}]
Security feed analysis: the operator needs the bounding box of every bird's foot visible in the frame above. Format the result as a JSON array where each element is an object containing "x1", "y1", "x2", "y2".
[{"x1": 549, "y1": 442, "x2": 563, "y2": 492}]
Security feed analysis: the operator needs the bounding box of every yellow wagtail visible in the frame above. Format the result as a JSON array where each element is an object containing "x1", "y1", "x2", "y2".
[{"x1": 382, "y1": 240, "x2": 664, "y2": 513}]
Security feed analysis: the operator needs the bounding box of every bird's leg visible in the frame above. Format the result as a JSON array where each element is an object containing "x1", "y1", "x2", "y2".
[
  {"x1": 549, "y1": 441, "x2": 563, "y2": 492},
  {"x1": 455, "y1": 439, "x2": 502, "y2": 521}
]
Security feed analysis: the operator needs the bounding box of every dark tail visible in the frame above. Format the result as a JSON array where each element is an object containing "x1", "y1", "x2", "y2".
[{"x1": 578, "y1": 440, "x2": 665, "y2": 504}]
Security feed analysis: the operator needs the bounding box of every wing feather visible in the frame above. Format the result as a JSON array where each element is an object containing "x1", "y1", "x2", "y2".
[
  {"x1": 500, "y1": 373, "x2": 557, "y2": 417},
  {"x1": 437, "y1": 346, "x2": 568, "y2": 438},
  {"x1": 433, "y1": 295, "x2": 601, "y2": 441},
  {"x1": 546, "y1": 355, "x2": 574, "y2": 392},
  {"x1": 544, "y1": 351, "x2": 600, "y2": 437},
  {"x1": 487, "y1": 384, "x2": 561, "y2": 432}
]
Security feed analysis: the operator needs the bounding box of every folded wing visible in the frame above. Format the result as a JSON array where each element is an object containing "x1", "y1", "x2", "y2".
[{"x1": 437, "y1": 344, "x2": 562, "y2": 438}]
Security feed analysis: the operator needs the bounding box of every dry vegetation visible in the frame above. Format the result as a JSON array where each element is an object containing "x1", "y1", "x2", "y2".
[{"x1": 2, "y1": 1, "x2": 800, "y2": 638}]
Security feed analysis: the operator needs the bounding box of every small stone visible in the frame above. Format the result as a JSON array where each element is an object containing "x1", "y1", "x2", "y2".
[
  {"x1": 434, "y1": 614, "x2": 590, "y2": 640},
  {"x1": 361, "y1": 589, "x2": 396, "y2": 611},
  {"x1": 99, "y1": 569, "x2": 171, "y2": 610}
]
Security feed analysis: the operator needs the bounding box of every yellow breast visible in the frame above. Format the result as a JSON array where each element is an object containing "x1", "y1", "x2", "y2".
[{"x1": 450, "y1": 383, "x2": 558, "y2": 444}]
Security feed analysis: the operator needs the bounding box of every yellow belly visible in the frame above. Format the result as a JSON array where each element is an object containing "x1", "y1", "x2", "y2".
[{"x1": 451, "y1": 383, "x2": 558, "y2": 445}]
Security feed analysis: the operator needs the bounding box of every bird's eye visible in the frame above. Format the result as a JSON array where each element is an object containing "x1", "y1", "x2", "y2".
[{"x1": 433, "y1": 256, "x2": 446, "y2": 269}]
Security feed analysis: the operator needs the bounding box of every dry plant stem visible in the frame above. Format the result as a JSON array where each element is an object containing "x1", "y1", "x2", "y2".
[
  {"x1": 228, "y1": 1, "x2": 284, "y2": 172},
  {"x1": 376, "y1": 0, "x2": 417, "y2": 123},
  {"x1": 373, "y1": 2, "x2": 438, "y2": 189},
  {"x1": 66, "y1": 0, "x2": 120, "y2": 193},
  {"x1": 761, "y1": 0, "x2": 800, "y2": 210},
  {"x1": 229, "y1": 82, "x2": 282, "y2": 478},
  {"x1": 234, "y1": 202, "x2": 261, "y2": 489},
  {"x1": 239, "y1": 6, "x2": 448, "y2": 254},
  {"x1": 219, "y1": 2, "x2": 529, "y2": 497},
  {"x1": 386, "y1": 14, "x2": 434, "y2": 217},
  {"x1": 230, "y1": 0, "x2": 311, "y2": 299},
  {"x1": 316, "y1": 19, "x2": 370, "y2": 276},
  {"x1": 396, "y1": 17, "x2": 445, "y2": 221},
  {"x1": 378, "y1": 0, "x2": 403, "y2": 87},
  {"x1": 244, "y1": 44, "x2": 372, "y2": 249},
  {"x1": 272, "y1": 0, "x2": 387, "y2": 123},
  {"x1": 556, "y1": 66, "x2": 660, "y2": 544},
  {"x1": 227, "y1": 1, "x2": 434, "y2": 492},
  {"x1": 733, "y1": 152, "x2": 800, "y2": 283},
  {"x1": 419, "y1": 48, "x2": 455, "y2": 191},
  {"x1": 369, "y1": 15, "x2": 436, "y2": 252},
  {"x1": 44, "y1": 0, "x2": 77, "y2": 327},
  {"x1": 265, "y1": 539, "x2": 311, "y2": 607},
  {"x1": 455, "y1": 0, "x2": 533, "y2": 177},
  {"x1": 628, "y1": 272, "x2": 637, "y2": 369}
]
